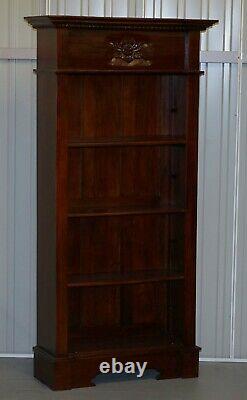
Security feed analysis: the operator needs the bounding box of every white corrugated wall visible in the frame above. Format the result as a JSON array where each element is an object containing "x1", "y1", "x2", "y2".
[
  {"x1": 0, "y1": 0, "x2": 45, "y2": 356},
  {"x1": 234, "y1": 0, "x2": 247, "y2": 360},
  {"x1": 0, "y1": 0, "x2": 246, "y2": 360}
]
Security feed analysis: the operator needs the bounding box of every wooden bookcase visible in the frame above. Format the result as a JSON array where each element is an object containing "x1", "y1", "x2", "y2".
[{"x1": 25, "y1": 16, "x2": 217, "y2": 390}]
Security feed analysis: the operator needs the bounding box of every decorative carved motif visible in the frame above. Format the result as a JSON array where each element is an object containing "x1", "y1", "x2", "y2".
[{"x1": 110, "y1": 40, "x2": 151, "y2": 67}]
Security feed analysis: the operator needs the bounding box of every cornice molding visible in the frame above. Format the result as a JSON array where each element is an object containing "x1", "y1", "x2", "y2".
[{"x1": 25, "y1": 16, "x2": 218, "y2": 32}]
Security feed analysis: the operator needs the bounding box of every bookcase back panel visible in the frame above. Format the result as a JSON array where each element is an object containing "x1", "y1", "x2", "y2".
[
  {"x1": 68, "y1": 146, "x2": 185, "y2": 209},
  {"x1": 68, "y1": 284, "x2": 167, "y2": 337},
  {"x1": 61, "y1": 75, "x2": 187, "y2": 139},
  {"x1": 168, "y1": 281, "x2": 184, "y2": 340},
  {"x1": 123, "y1": 283, "x2": 167, "y2": 325},
  {"x1": 68, "y1": 286, "x2": 121, "y2": 333},
  {"x1": 67, "y1": 280, "x2": 185, "y2": 351},
  {"x1": 67, "y1": 215, "x2": 184, "y2": 275},
  {"x1": 68, "y1": 217, "x2": 121, "y2": 275}
]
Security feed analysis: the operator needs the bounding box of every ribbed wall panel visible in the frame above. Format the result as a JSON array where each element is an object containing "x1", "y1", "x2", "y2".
[
  {"x1": 0, "y1": 60, "x2": 11, "y2": 353},
  {"x1": 197, "y1": 63, "x2": 238, "y2": 357},
  {"x1": 13, "y1": 61, "x2": 37, "y2": 353},
  {"x1": 0, "y1": 0, "x2": 44, "y2": 355},
  {"x1": 234, "y1": 65, "x2": 247, "y2": 358},
  {"x1": 0, "y1": 0, "x2": 245, "y2": 359},
  {"x1": 234, "y1": 0, "x2": 247, "y2": 358},
  {"x1": 0, "y1": 60, "x2": 37, "y2": 354}
]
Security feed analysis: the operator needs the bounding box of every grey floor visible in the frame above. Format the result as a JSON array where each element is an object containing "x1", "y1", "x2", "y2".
[{"x1": 0, "y1": 359, "x2": 246, "y2": 400}]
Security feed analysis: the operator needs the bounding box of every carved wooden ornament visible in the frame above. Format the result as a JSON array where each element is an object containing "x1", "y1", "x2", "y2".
[{"x1": 110, "y1": 39, "x2": 151, "y2": 66}]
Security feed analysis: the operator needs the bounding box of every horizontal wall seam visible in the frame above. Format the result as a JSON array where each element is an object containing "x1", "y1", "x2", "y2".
[
  {"x1": 200, "y1": 358, "x2": 247, "y2": 363},
  {"x1": 200, "y1": 51, "x2": 239, "y2": 63},
  {"x1": 0, "y1": 354, "x2": 247, "y2": 362},
  {"x1": 0, "y1": 49, "x2": 37, "y2": 60},
  {"x1": 0, "y1": 49, "x2": 240, "y2": 63},
  {"x1": 0, "y1": 354, "x2": 34, "y2": 358}
]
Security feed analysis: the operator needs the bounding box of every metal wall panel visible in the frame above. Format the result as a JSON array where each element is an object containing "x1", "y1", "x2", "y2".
[
  {"x1": 0, "y1": 60, "x2": 37, "y2": 354},
  {"x1": 233, "y1": 0, "x2": 247, "y2": 359},
  {"x1": 0, "y1": 0, "x2": 44, "y2": 355},
  {"x1": 0, "y1": 0, "x2": 245, "y2": 359},
  {"x1": 0, "y1": 60, "x2": 12, "y2": 353},
  {"x1": 234, "y1": 64, "x2": 247, "y2": 358},
  {"x1": 197, "y1": 63, "x2": 238, "y2": 357}
]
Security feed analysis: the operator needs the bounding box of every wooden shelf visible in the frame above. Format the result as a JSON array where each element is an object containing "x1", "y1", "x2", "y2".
[
  {"x1": 69, "y1": 324, "x2": 182, "y2": 357},
  {"x1": 68, "y1": 135, "x2": 186, "y2": 148},
  {"x1": 69, "y1": 329, "x2": 182, "y2": 356},
  {"x1": 67, "y1": 270, "x2": 184, "y2": 288},
  {"x1": 35, "y1": 69, "x2": 204, "y2": 75},
  {"x1": 68, "y1": 205, "x2": 186, "y2": 218}
]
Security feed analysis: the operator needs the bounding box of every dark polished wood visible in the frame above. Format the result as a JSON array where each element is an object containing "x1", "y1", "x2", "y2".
[
  {"x1": 68, "y1": 135, "x2": 187, "y2": 147},
  {"x1": 68, "y1": 205, "x2": 187, "y2": 217},
  {"x1": 25, "y1": 15, "x2": 217, "y2": 31},
  {"x1": 67, "y1": 270, "x2": 185, "y2": 287},
  {"x1": 25, "y1": 15, "x2": 217, "y2": 390}
]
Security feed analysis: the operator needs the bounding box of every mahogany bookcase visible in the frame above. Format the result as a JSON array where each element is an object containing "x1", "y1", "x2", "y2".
[{"x1": 25, "y1": 16, "x2": 217, "y2": 390}]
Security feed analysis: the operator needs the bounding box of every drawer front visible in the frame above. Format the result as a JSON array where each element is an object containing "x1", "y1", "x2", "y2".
[{"x1": 60, "y1": 30, "x2": 186, "y2": 71}]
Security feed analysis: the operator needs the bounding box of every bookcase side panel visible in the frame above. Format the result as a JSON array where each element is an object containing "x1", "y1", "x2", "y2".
[
  {"x1": 177, "y1": 32, "x2": 201, "y2": 348},
  {"x1": 37, "y1": 28, "x2": 58, "y2": 70},
  {"x1": 184, "y1": 75, "x2": 200, "y2": 346},
  {"x1": 37, "y1": 72, "x2": 57, "y2": 354}
]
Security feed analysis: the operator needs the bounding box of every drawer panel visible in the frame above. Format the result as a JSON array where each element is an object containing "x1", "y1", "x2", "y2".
[{"x1": 60, "y1": 30, "x2": 186, "y2": 71}]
